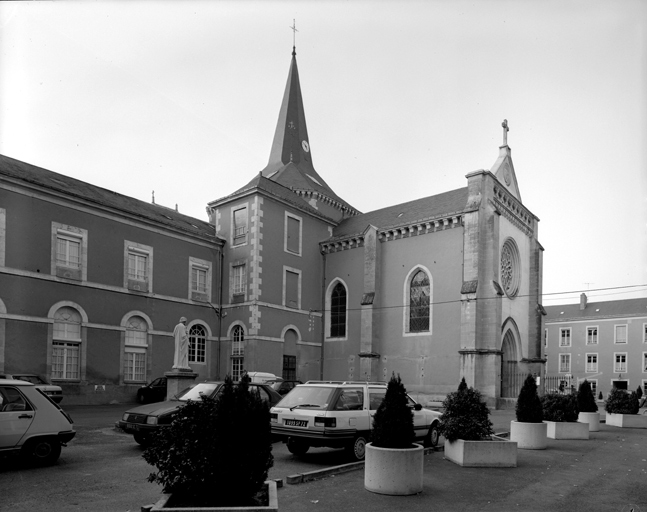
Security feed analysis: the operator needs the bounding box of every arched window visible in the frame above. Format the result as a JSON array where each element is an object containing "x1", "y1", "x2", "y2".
[
  {"x1": 409, "y1": 270, "x2": 430, "y2": 332},
  {"x1": 189, "y1": 324, "x2": 206, "y2": 363},
  {"x1": 52, "y1": 307, "x2": 82, "y2": 380},
  {"x1": 124, "y1": 316, "x2": 147, "y2": 382},
  {"x1": 331, "y1": 282, "x2": 347, "y2": 338},
  {"x1": 231, "y1": 325, "x2": 244, "y2": 381}
]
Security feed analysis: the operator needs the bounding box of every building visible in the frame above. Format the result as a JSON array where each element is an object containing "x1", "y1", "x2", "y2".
[
  {"x1": 545, "y1": 293, "x2": 647, "y2": 398},
  {"x1": 1, "y1": 46, "x2": 545, "y2": 405}
]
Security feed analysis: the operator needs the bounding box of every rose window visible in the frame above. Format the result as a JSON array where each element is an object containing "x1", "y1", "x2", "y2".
[{"x1": 500, "y1": 239, "x2": 520, "y2": 298}]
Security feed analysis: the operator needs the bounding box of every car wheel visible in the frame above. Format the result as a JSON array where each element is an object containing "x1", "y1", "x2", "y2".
[
  {"x1": 23, "y1": 438, "x2": 62, "y2": 466},
  {"x1": 286, "y1": 437, "x2": 309, "y2": 456},
  {"x1": 425, "y1": 423, "x2": 440, "y2": 448},
  {"x1": 346, "y1": 435, "x2": 367, "y2": 461},
  {"x1": 134, "y1": 433, "x2": 150, "y2": 447}
]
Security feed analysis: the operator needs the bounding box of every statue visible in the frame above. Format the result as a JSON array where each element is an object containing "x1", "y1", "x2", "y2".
[{"x1": 172, "y1": 317, "x2": 191, "y2": 370}]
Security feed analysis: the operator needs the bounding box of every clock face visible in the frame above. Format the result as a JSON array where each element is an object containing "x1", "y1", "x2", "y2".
[{"x1": 301, "y1": 140, "x2": 310, "y2": 153}]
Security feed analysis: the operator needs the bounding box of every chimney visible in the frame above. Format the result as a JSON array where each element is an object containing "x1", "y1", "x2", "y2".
[{"x1": 580, "y1": 293, "x2": 587, "y2": 310}]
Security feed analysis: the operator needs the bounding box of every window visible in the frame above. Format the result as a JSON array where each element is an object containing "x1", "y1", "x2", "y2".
[
  {"x1": 283, "y1": 355, "x2": 297, "y2": 381},
  {"x1": 124, "y1": 241, "x2": 153, "y2": 292},
  {"x1": 588, "y1": 379, "x2": 598, "y2": 397},
  {"x1": 189, "y1": 257, "x2": 212, "y2": 302},
  {"x1": 409, "y1": 270, "x2": 430, "y2": 332},
  {"x1": 333, "y1": 388, "x2": 364, "y2": 411},
  {"x1": 52, "y1": 307, "x2": 81, "y2": 380},
  {"x1": 559, "y1": 328, "x2": 571, "y2": 347},
  {"x1": 586, "y1": 327, "x2": 598, "y2": 345},
  {"x1": 0, "y1": 208, "x2": 5, "y2": 267},
  {"x1": 231, "y1": 325, "x2": 244, "y2": 381},
  {"x1": 615, "y1": 325, "x2": 627, "y2": 344},
  {"x1": 232, "y1": 206, "x2": 248, "y2": 245},
  {"x1": 189, "y1": 324, "x2": 206, "y2": 364},
  {"x1": 124, "y1": 316, "x2": 147, "y2": 382},
  {"x1": 559, "y1": 354, "x2": 571, "y2": 373},
  {"x1": 500, "y1": 238, "x2": 521, "y2": 298},
  {"x1": 643, "y1": 324, "x2": 647, "y2": 343},
  {"x1": 0, "y1": 386, "x2": 32, "y2": 412},
  {"x1": 643, "y1": 352, "x2": 647, "y2": 373},
  {"x1": 51, "y1": 223, "x2": 87, "y2": 281},
  {"x1": 614, "y1": 353, "x2": 627, "y2": 373},
  {"x1": 586, "y1": 353, "x2": 598, "y2": 373},
  {"x1": 285, "y1": 213, "x2": 302, "y2": 255},
  {"x1": 330, "y1": 282, "x2": 347, "y2": 338},
  {"x1": 284, "y1": 267, "x2": 301, "y2": 309},
  {"x1": 369, "y1": 388, "x2": 386, "y2": 411},
  {"x1": 231, "y1": 263, "x2": 246, "y2": 302}
]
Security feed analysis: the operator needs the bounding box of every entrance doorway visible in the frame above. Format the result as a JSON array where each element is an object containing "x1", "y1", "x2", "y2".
[{"x1": 500, "y1": 330, "x2": 519, "y2": 398}]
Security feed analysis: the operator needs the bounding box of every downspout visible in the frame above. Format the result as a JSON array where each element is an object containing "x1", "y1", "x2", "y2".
[
  {"x1": 320, "y1": 250, "x2": 326, "y2": 380},
  {"x1": 217, "y1": 248, "x2": 224, "y2": 380}
]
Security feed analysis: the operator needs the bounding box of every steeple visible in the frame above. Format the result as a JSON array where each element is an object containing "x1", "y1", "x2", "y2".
[{"x1": 490, "y1": 119, "x2": 522, "y2": 202}]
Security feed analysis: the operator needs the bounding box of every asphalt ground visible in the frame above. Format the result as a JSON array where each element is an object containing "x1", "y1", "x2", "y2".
[{"x1": 277, "y1": 410, "x2": 647, "y2": 512}]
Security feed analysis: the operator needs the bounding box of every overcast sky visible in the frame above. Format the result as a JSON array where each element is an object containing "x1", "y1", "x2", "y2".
[{"x1": 1, "y1": 0, "x2": 645, "y2": 305}]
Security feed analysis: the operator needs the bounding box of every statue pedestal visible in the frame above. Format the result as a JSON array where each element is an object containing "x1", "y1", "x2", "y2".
[{"x1": 164, "y1": 369, "x2": 198, "y2": 400}]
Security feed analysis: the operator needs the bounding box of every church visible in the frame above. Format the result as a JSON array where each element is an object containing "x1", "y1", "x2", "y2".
[
  {"x1": 206, "y1": 47, "x2": 545, "y2": 405},
  {"x1": 0, "y1": 46, "x2": 544, "y2": 406}
]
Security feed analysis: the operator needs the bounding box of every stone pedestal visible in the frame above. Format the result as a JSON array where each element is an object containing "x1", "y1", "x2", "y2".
[{"x1": 164, "y1": 369, "x2": 198, "y2": 400}]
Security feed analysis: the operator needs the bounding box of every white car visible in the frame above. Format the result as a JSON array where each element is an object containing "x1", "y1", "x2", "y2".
[
  {"x1": 0, "y1": 378, "x2": 75, "y2": 465},
  {"x1": 0, "y1": 373, "x2": 64, "y2": 403},
  {"x1": 270, "y1": 380, "x2": 441, "y2": 461}
]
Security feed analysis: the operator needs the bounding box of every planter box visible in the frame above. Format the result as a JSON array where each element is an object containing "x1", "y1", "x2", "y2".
[
  {"x1": 149, "y1": 481, "x2": 278, "y2": 512},
  {"x1": 444, "y1": 437, "x2": 517, "y2": 467},
  {"x1": 509, "y1": 420, "x2": 547, "y2": 450},
  {"x1": 364, "y1": 442, "x2": 424, "y2": 495},
  {"x1": 545, "y1": 421, "x2": 589, "y2": 440},
  {"x1": 577, "y1": 411, "x2": 600, "y2": 432},
  {"x1": 605, "y1": 413, "x2": 647, "y2": 429}
]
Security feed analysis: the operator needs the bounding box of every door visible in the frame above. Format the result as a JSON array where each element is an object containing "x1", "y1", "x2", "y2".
[
  {"x1": 0, "y1": 386, "x2": 35, "y2": 448},
  {"x1": 501, "y1": 330, "x2": 519, "y2": 398}
]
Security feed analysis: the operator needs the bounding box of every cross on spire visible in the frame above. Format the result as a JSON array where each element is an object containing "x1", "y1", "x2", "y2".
[
  {"x1": 290, "y1": 19, "x2": 298, "y2": 55},
  {"x1": 502, "y1": 119, "x2": 509, "y2": 146}
]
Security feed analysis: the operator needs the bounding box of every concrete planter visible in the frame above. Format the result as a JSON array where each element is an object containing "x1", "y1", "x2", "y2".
[
  {"x1": 364, "y1": 442, "x2": 424, "y2": 495},
  {"x1": 577, "y1": 411, "x2": 600, "y2": 432},
  {"x1": 510, "y1": 420, "x2": 547, "y2": 450},
  {"x1": 444, "y1": 437, "x2": 517, "y2": 467},
  {"x1": 545, "y1": 421, "x2": 589, "y2": 440},
  {"x1": 148, "y1": 481, "x2": 278, "y2": 512},
  {"x1": 605, "y1": 413, "x2": 647, "y2": 429}
]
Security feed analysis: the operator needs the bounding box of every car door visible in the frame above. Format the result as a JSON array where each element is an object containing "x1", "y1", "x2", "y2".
[
  {"x1": 152, "y1": 378, "x2": 167, "y2": 401},
  {"x1": 0, "y1": 386, "x2": 35, "y2": 449},
  {"x1": 408, "y1": 394, "x2": 429, "y2": 441},
  {"x1": 331, "y1": 387, "x2": 368, "y2": 433}
]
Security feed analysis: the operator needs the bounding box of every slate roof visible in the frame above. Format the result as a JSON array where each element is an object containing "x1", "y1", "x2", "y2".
[
  {"x1": 332, "y1": 187, "x2": 469, "y2": 239},
  {"x1": 0, "y1": 154, "x2": 220, "y2": 243},
  {"x1": 545, "y1": 296, "x2": 647, "y2": 322}
]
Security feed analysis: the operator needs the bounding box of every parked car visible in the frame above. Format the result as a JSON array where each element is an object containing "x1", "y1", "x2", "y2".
[
  {"x1": 0, "y1": 373, "x2": 63, "y2": 403},
  {"x1": 246, "y1": 372, "x2": 282, "y2": 384},
  {"x1": 0, "y1": 378, "x2": 75, "y2": 465},
  {"x1": 136, "y1": 377, "x2": 167, "y2": 404},
  {"x1": 117, "y1": 380, "x2": 283, "y2": 446},
  {"x1": 271, "y1": 380, "x2": 303, "y2": 396},
  {"x1": 270, "y1": 380, "x2": 441, "y2": 461}
]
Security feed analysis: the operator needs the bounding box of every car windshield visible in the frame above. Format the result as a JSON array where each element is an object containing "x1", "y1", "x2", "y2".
[
  {"x1": 276, "y1": 386, "x2": 335, "y2": 409},
  {"x1": 177, "y1": 382, "x2": 221, "y2": 402},
  {"x1": 16, "y1": 375, "x2": 47, "y2": 385}
]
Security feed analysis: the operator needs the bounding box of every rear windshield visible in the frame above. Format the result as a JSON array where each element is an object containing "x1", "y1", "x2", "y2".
[
  {"x1": 276, "y1": 386, "x2": 335, "y2": 410},
  {"x1": 177, "y1": 382, "x2": 221, "y2": 401}
]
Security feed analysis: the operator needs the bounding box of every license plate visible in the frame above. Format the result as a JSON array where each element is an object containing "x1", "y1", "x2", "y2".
[
  {"x1": 127, "y1": 423, "x2": 140, "y2": 431},
  {"x1": 284, "y1": 419, "x2": 308, "y2": 427}
]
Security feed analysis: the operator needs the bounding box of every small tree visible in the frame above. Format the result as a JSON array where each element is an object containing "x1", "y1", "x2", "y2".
[
  {"x1": 516, "y1": 374, "x2": 543, "y2": 423},
  {"x1": 439, "y1": 380, "x2": 494, "y2": 442},
  {"x1": 541, "y1": 393, "x2": 579, "y2": 422},
  {"x1": 598, "y1": 391, "x2": 603, "y2": 400},
  {"x1": 605, "y1": 387, "x2": 640, "y2": 415},
  {"x1": 371, "y1": 373, "x2": 415, "y2": 449},
  {"x1": 143, "y1": 375, "x2": 273, "y2": 507},
  {"x1": 577, "y1": 380, "x2": 598, "y2": 413}
]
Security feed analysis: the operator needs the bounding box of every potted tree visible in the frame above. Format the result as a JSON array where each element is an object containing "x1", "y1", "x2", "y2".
[
  {"x1": 364, "y1": 373, "x2": 424, "y2": 496},
  {"x1": 576, "y1": 379, "x2": 600, "y2": 432},
  {"x1": 510, "y1": 374, "x2": 547, "y2": 449},
  {"x1": 605, "y1": 387, "x2": 647, "y2": 429},
  {"x1": 143, "y1": 375, "x2": 277, "y2": 511},
  {"x1": 439, "y1": 378, "x2": 517, "y2": 467},
  {"x1": 541, "y1": 392, "x2": 589, "y2": 440}
]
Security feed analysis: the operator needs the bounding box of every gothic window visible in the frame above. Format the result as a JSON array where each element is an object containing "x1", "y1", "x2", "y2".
[
  {"x1": 409, "y1": 270, "x2": 430, "y2": 332},
  {"x1": 52, "y1": 307, "x2": 82, "y2": 380},
  {"x1": 124, "y1": 316, "x2": 147, "y2": 382},
  {"x1": 231, "y1": 325, "x2": 245, "y2": 381},
  {"x1": 330, "y1": 282, "x2": 347, "y2": 338},
  {"x1": 500, "y1": 238, "x2": 520, "y2": 298},
  {"x1": 189, "y1": 324, "x2": 206, "y2": 364}
]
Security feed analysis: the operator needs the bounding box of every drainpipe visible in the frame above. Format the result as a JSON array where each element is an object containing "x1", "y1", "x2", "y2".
[
  {"x1": 217, "y1": 248, "x2": 224, "y2": 380},
  {"x1": 320, "y1": 250, "x2": 326, "y2": 380}
]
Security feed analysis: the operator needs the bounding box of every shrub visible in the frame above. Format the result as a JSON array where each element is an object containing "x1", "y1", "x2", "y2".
[
  {"x1": 598, "y1": 391, "x2": 603, "y2": 400},
  {"x1": 636, "y1": 386, "x2": 643, "y2": 401},
  {"x1": 576, "y1": 380, "x2": 598, "y2": 413},
  {"x1": 605, "y1": 388, "x2": 640, "y2": 415},
  {"x1": 541, "y1": 393, "x2": 579, "y2": 422},
  {"x1": 371, "y1": 373, "x2": 415, "y2": 449},
  {"x1": 438, "y1": 381, "x2": 494, "y2": 442},
  {"x1": 516, "y1": 374, "x2": 543, "y2": 423},
  {"x1": 143, "y1": 375, "x2": 273, "y2": 507},
  {"x1": 457, "y1": 377, "x2": 468, "y2": 392}
]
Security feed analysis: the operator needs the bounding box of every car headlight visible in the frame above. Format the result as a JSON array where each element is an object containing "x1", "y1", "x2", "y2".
[
  {"x1": 122, "y1": 413, "x2": 130, "y2": 421},
  {"x1": 146, "y1": 416, "x2": 158, "y2": 425}
]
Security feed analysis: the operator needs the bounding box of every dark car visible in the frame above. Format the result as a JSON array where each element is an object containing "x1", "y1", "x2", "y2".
[
  {"x1": 136, "y1": 377, "x2": 167, "y2": 404},
  {"x1": 0, "y1": 373, "x2": 63, "y2": 403},
  {"x1": 271, "y1": 380, "x2": 303, "y2": 396},
  {"x1": 117, "y1": 380, "x2": 282, "y2": 445}
]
